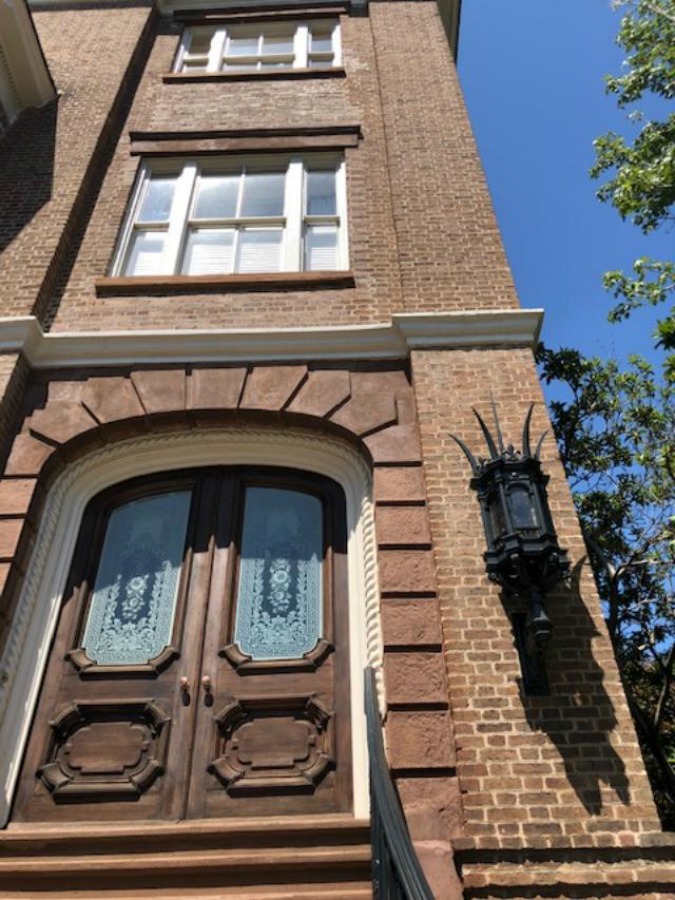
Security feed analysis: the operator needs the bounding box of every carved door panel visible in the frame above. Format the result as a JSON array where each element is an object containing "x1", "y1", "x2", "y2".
[
  {"x1": 12, "y1": 472, "x2": 221, "y2": 824},
  {"x1": 187, "y1": 471, "x2": 352, "y2": 818},
  {"x1": 11, "y1": 468, "x2": 351, "y2": 824}
]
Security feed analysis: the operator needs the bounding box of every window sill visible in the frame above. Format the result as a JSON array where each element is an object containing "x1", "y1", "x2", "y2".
[
  {"x1": 95, "y1": 271, "x2": 355, "y2": 297},
  {"x1": 163, "y1": 68, "x2": 346, "y2": 85}
]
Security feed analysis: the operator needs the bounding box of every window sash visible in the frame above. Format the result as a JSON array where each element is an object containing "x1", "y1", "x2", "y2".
[
  {"x1": 176, "y1": 21, "x2": 340, "y2": 73},
  {"x1": 113, "y1": 157, "x2": 347, "y2": 277}
]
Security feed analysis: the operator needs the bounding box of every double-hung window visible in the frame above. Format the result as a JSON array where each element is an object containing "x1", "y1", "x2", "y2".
[
  {"x1": 176, "y1": 20, "x2": 340, "y2": 73},
  {"x1": 113, "y1": 156, "x2": 348, "y2": 277}
]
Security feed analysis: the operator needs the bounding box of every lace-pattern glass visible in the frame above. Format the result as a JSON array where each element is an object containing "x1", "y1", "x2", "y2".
[
  {"x1": 234, "y1": 487, "x2": 323, "y2": 660},
  {"x1": 82, "y1": 491, "x2": 191, "y2": 665}
]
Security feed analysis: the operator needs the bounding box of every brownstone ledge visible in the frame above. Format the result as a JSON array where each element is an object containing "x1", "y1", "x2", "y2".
[
  {"x1": 95, "y1": 271, "x2": 355, "y2": 297},
  {"x1": 452, "y1": 832, "x2": 675, "y2": 855},
  {"x1": 455, "y1": 836, "x2": 675, "y2": 900},
  {"x1": 163, "y1": 67, "x2": 346, "y2": 84}
]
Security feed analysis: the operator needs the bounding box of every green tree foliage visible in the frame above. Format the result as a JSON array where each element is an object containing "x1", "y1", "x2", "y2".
[
  {"x1": 590, "y1": 0, "x2": 675, "y2": 370},
  {"x1": 537, "y1": 346, "x2": 675, "y2": 826}
]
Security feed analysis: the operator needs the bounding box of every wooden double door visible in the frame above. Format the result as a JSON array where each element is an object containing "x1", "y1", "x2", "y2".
[{"x1": 13, "y1": 467, "x2": 352, "y2": 824}]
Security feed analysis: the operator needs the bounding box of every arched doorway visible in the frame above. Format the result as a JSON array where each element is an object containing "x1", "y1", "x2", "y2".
[
  {"x1": 1, "y1": 429, "x2": 381, "y2": 827},
  {"x1": 13, "y1": 466, "x2": 351, "y2": 823}
]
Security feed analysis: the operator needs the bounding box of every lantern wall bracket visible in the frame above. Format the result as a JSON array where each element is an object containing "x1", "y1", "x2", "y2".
[{"x1": 450, "y1": 402, "x2": 570, "y2": 662}]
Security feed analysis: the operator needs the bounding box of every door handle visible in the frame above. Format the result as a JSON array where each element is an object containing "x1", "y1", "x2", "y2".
[{"x1": 201, "y1": 675, "x2": 212, "y2": 694}]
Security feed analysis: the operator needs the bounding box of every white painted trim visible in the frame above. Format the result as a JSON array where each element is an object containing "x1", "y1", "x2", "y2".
[
  {"x1": 0, "y1": 0, "x2": 55, "y2": 115},
  {"x1": 0, "y1": 428, "x2": 382, "y2": 826},
  {"x1": 394, "y1": 309, "x2": 543, "y2": 347},
  {"x1": 0, "y1": 309, "x2": 543, "y2": 368}
]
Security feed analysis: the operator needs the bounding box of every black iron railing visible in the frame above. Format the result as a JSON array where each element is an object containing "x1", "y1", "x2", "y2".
[{"x1": 365, "y1": 667, "x2": 434, "y2": 900}]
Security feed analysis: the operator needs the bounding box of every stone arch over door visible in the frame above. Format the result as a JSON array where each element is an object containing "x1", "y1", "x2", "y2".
[{"x1": 0, "y1": 363, "x2": 455, "y2": 834}]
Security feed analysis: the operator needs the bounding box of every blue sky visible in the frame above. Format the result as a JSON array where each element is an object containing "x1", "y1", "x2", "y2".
[{"x1": 458, "y1": 0, "x2": 670, "y2": 363}]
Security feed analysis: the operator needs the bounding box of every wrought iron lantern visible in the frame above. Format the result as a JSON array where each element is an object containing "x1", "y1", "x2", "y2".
[{"x1": 451, "y1": 404, "x2": 570, "y2": 657}]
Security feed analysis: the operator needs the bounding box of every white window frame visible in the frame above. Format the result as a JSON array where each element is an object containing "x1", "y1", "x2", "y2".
[
  {"x1": 174, "y1": 19, "x2": 341, "y2": 73},
  {"x1": 111, "y1": 154, "x2": 348, "y2": 277}
]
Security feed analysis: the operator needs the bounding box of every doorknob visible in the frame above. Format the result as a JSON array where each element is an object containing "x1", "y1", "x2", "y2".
[
  {"x1": 201, "y1": 675, "x2": 212, "y2": 693},
  {"x1": 179, "y1": 676, "x2": 190, "y2": 694}
]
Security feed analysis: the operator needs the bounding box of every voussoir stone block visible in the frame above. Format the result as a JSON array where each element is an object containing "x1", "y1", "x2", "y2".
[
  {"x1": 0, "y1": 518, "x2": 27, "y2": 561},
  {"x1": 189, "y1": 367, "x2": 247, "y2": 411},
  {"x1": 365, "y1": 423, "x2": 423, "y2": 464},
  {"x1": 384, "y1": 650, "x2": 447, "y2": 705},
  {"x1": 330, "y1": 372, "x2": 398, "y2": 436},
  {"x1": 287, "y1": 369, "x2": 351, "y2": 418},
  {"x1": 82, "y1": 376, "x2": 145, "y2": 424},
  {"x1": 240, "y1": 365, "x2": 307, "y2": 411},
  {"x1": 0, "y1": 478, "x2": 39, "y2": 518},
  {"x1": 379, "y1": 549, "x2": 437, "y2": 594},
  {"x1": 28, "y1": 401, "x2": 98, "y2": 446},
  {"x1": 131, "y1": 369, "x2": 187, "y2": 414},
  {"x1": 4, "y1": 434, "x2": 55, "y2": 477},
  {"x1": 376, "y1": 505, "x2": 431, "y2": 546}
]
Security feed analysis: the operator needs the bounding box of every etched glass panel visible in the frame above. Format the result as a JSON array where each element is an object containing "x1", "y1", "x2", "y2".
[
  {"x1": 234, "y1": 487, "x2": 323, "y2": 660},
  {"x1": 82, "y1": 491, "x2": 191, "y2": 665}
]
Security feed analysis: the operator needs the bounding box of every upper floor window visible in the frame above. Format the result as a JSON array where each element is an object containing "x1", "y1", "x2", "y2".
[
  {"x1": 112, "y1": 155, "x2": 348, "y2": 277},
  {"x1": 175, "y1": 20, "x2": 340, "y2": 74}
]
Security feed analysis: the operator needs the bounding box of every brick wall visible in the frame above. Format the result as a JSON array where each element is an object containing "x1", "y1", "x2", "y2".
[
  {"x1": 1, "y1": 2, "x2": 518, "y2": 333},
  {"x1": 410, "y1": 346, "x2": 662, "y2": 846},
  {"x1": 0, "y1": 5, "x2": 153, "y2": 321}
]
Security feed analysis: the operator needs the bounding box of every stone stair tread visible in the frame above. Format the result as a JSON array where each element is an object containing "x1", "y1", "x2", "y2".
[
  {"x1": 0, "y1": 843, "x2": 371, "y2": 874},
  {"x1": 0, "y1": 885, "x2": 373, "y2": 899},
  {"x1": 1, "y1": 815, "x2": 371, "y2": 857}
]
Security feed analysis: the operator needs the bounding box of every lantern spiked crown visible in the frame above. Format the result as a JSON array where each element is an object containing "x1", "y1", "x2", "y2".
[{"x1": 451, "y1": 403, "x2": 570, "y2": 657}]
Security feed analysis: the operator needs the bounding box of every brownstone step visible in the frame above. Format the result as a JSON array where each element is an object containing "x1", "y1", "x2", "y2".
[
  {"x1": 461, "y1": 858, "x2": 675, "y2": 899},
  {"x1": 0, "y1": 814, "x2": 373, "y2": 898}
]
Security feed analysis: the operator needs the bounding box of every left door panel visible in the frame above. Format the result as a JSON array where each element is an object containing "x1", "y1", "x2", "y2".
[{"x1": 11, "y1": 473, "x2": 216, "y2": 824}]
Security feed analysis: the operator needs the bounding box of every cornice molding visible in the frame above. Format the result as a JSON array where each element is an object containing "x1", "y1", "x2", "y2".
[
  {"x1": 0, "y1": 310, "x2": 543, "y2": 368},
  {"x1": 0, "y1": 0, "x2": 55, "y2": 119}
]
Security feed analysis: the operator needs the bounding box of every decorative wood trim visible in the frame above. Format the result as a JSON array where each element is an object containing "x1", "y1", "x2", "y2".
[
  {"x1": 129, "y1": 125, "x2": 361, "y2": 157},
  {"x1": 39, "y1": 700, "x2": 170, "y2": 801},
  {"x1": 220, "y1": 637, "x2": 334, "y2": 673},
  {"x1": 95, "y1": 271, "x2": 355, "y2": 297},
  {"x1": 65, "y1": 644, "x2": 181, "y2": 678},
  {"x1": 209, "y1": 695, "x2": 332, "y2": 794},
  {"x1": 0, "y1": 310, "x2": 544, "y2": 369},
  {"x1": 163, "y1": 67, "x2": 346, "y2": 84}
]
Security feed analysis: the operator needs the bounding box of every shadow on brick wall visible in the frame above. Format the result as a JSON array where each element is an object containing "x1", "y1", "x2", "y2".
[
  {"x1": 506, "y1": 572, "x2": 632, "y2": 816},
  {"x1": 0, "y1": 100, "x2": 57, "y2": 254}
]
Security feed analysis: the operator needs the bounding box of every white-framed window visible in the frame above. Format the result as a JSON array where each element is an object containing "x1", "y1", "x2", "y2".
[
  {"x1": 175, "y1": 19, "x2": 341, "y2": 73},
  {"x1": 112, "y1": 155, "x2": 349, "y2": 277}
]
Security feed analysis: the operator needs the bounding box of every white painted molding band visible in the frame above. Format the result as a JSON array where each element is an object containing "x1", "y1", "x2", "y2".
[{"x1": 0, "y1": 309, "x2": 543, "y2": 368}]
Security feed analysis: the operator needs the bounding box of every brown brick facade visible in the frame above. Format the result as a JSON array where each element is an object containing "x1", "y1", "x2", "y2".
[{"x1": 0, "y1": 0, "x2": 673, "y2": 896}]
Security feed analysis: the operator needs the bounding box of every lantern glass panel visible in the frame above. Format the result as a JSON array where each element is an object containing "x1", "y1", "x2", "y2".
[
  {"x1": 507, "y1": 484, "x2": 538, "y2": 531},
  {"x1": 487, "y1": 492, "x2": 507, "y2": 540}
]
